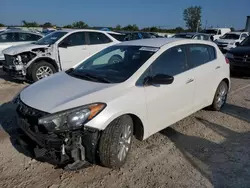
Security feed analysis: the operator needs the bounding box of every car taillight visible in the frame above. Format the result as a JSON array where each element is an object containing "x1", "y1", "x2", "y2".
[{"x1": 225, "y1": 57, "x2": 230, "y2": 64}]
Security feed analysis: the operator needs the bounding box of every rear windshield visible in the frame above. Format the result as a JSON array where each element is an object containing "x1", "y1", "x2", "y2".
[
  {"x1": 109, "y1": 33, "x2": 126, "y2": 41},
  {"x1": 173, "y1": 34, "x2": 194, "y2": 39},
  {"x1": 201, "y1": 29, "x2": 218, "y2": 34},
  {"x1": 220, "y1": 33, "x2": 240, "y2": 40}
]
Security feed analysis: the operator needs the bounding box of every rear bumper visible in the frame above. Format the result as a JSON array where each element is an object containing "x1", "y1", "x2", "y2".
[{"x1": 230, "y1": 61, "x2": 250, "y2": 74}]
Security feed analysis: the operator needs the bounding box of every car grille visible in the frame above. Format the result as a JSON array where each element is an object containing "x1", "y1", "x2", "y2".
[
  {"x1": 15, "y1": 96, "x2": 49, "y2": 133},
  {"x1": 233, "y1": 55, "x2": 250, "y2": 63},
  {"x1": 4, "y1": 54, "x2": 14, "y2": 66}
]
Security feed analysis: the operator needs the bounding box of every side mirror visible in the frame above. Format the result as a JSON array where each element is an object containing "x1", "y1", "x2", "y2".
[
  {"x1": 59, "y1": 41, "x2": 69, "y2": 48},
  {"x1": 235, "y1": 42, "x2": 240, "y2": 46},
  {"x1": 145, "y1": 74, "x2": 174, "y2": 85}
]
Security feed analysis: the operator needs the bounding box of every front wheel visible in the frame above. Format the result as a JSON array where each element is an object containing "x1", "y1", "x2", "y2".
[
  {"x1": 99, "y1": 115, "x2": 133, "y2": 168},
  {"x1": 30, "y1": 61, "x2": 56, "y2": 81},
  {"x1": 210, "y1": 81, "x2": 228, "y2": 111}
]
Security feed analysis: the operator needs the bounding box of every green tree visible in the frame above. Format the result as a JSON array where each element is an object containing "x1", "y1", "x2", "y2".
[
  {"x1": 122, "y1": 24, "x2": 139, "y2": 31},
  {"x1": 183, "y1": 6, "x2": 202, "y2": 31},
  {"x1": 0, "y1": 23, "x2": 5, "y2": 27},
  {"x1": 22, "y1": 20, "x2": 39, "y2": 27},
  {"x1": 63, "y1": 24, "x2": 72, "y2": 28},
  {"x1": 115, "y1": 24, "x2": 121, "y2": 30},
  {"x1": 71, "y1": 21, "x2": 88, "y2": 29},
  {"x1": 42, "y1": 22, "x2": 53, "y2": 28}
]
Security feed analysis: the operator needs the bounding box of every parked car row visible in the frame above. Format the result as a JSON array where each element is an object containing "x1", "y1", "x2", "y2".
[{"x1": 10, "y1": 37, "x2": 230, "y2": 170}]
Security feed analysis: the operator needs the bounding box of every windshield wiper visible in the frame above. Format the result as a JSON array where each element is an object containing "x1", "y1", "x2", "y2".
[
  {"x1": 83, "y1": 73, "x2": 112, "y2": 83},
  {"x1": 71, "y1": 72, "x2": 111, "y2": 83}
]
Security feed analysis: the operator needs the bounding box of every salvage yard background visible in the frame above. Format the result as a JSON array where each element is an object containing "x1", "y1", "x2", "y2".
[{"x1": 1, "y1": 68, "x2": 250, "y2": 188}]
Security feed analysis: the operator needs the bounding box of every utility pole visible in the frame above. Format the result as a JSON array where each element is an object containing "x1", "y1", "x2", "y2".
[{"x1": 196, "y1": 20, "x2": 200, "y2": 33}]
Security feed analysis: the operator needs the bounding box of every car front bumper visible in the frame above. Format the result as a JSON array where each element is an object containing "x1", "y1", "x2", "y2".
[
  {"x1": 2, "y1": 64, "x2": 26, "y2": 80},
  {"x1": 13, "y1": 99, "x2": 101, "y2": 169}
]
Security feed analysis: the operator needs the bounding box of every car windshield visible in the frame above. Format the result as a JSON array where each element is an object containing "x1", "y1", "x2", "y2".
[
  {"x1": 67, "y1": 45, "x2": 157, "y2": 83},
  {"x1": 34, "y1": 31, "x2": 67, "y2": 45},
  {"x1": 201, "y1": 29, "x2": 217, "y2": 34},
  {"x1": 240, "y1": 36, "x2": 250, "y2": 46},
  {"x1": 220, "y1": 33, "x2": 240, "y2": 40},
  {"x1": 173, "y1": 34, "x2": 194, "y2": 39}
]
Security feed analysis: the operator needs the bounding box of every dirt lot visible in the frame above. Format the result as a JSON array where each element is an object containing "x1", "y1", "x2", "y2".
[{"x1": 1, "y1": 69, "x2": 250, "y2": 188}]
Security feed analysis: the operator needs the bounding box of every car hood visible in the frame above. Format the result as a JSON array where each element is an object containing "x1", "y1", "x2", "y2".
[
  {"x1": 216, "y1": 39, "x2": 236, "y2": 44},
  {"x1": 229, "y1": 46, "x2": 250, "y2": 56},
  {"x1": 20, "y1": 72, "x2": 119, "y2": 113},
  {"x1": 3, "y1": 43, "x2": 48, "y2": 55}
]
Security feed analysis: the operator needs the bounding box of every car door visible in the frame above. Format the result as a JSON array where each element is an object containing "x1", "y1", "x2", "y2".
[
  {"x1": 85, "y1": 32, "x2": 115, "y2": 57},
  {"x1": 58, "y1": 32, "x2": 88, "y2": 70},
  {"x1": 186, "y1": 44, "x2": 218, "y2": 110},
  {"x1": 144, "y1": 45, "x2": 195, "y2": 135}
]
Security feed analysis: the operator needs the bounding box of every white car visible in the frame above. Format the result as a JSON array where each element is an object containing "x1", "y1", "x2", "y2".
[
  {"x1": 215, "y1": 32, "x2": 249, "y2": 53},
  {"x1": 201, "y1": 28, "x2": 231, "y2": 41},
  {"x1": 0, "y1": 30, "x2": 43, "y2": 65},
  {"x1": 12, "y1": 38, "x2": 230, "y2": 170},
  {"x1": 2, "y1": 29, "x2": 120, "y2": 81}
]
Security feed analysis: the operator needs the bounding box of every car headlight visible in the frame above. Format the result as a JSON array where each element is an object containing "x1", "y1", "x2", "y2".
[
  {"x1": 225, "y1": 52, "x2": 234, "y2": 59},
  {"x1": 229, "y1": 42, "x2": 235, "y2": 45},
  {"x1": 38, "y1": 103, "x2": 106, "y2": 131}
]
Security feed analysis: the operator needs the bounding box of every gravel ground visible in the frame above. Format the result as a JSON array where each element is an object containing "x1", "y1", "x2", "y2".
[{"x1": 1, "y1": 69, "x2": 250, "y2": 188}]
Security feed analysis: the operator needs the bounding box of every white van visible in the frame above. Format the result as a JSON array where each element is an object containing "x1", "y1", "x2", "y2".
[{"x1": 201, "y1": 28, "x2": 231, "y2": 41}]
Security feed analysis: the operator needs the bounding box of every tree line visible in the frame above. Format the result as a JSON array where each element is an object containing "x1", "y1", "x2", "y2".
[{"x1": 1, "y1": 6, "x2": 236, "y2": 33}]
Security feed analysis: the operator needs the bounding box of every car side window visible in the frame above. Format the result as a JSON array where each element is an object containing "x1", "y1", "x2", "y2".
[
  {"x1": 88, "y1": 32, "x2": 112, "y2": 45},
  {"x1": 18, "y1": 33, "x2": 42, "y2": 41},
  {"x1": 0, "y1": 33, "x2": 17, "y2": 42},
  {"x1": 62, "y1": 32, "x2": 86, "y2": 46},
  {"x1": 187, "y1": 44, "x2": 216, "y2": 68},
  {"x1": 150, "y1": 45, "x2": 188, "y2": 77}
]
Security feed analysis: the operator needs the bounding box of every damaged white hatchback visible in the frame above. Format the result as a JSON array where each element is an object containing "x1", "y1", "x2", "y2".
[
  {"x1": 2, "y1": 29, "x2": 120, "y2": 81},
  {"x1": 12, "y1": 38, "x2": 230, "y2": 170}
]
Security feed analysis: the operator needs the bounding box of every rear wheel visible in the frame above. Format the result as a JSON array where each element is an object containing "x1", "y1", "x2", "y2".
[
  {"x1": 30, "y1": 61, "x2": 56, "y2": 81},
  {"x1": 99, "y1": 115, "x2": 133, "y2": 168},
  {"x1": 210, "y1": 81, "x2": 228, "y2": 111}
]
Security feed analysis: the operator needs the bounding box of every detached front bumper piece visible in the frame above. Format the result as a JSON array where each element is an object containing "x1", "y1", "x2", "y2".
[
  {"x1": 15, "y1": 100, "x2": 101, "y2": 170},
  {"x1": 2, "y1": 65, "x2": 26, "y2": 80}
]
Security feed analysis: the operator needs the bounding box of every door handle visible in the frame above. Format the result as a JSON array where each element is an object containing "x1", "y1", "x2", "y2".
[
  {"x1": 216, "y1": 66, "x2": 221, "y2": 69},
  {"x1": 186, "y1": 78, "x2": 194, "y2": 84}
]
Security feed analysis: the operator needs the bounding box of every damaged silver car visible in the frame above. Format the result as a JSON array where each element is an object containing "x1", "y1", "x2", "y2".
[{"x1": 2, "y1": 29, "x2": 120, "y2": 81}]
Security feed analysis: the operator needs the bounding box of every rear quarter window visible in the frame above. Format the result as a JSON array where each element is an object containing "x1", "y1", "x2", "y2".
[{"x1": 187, "y1": 44, "x2": 217, "y2": 68}]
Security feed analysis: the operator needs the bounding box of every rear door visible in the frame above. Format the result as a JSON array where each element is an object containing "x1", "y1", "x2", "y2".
[
  {"x1": 58, "y1": 32, "x2": 88, "y2": 70},
  {"x1": 144, "y1": 45, "x2": 195, "y2": 135},
  {"x1": 186, "y1": 44, "x2": 219, "y2": 110}
]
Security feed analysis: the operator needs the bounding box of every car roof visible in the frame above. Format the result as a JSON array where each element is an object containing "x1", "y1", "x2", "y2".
[
  {"x1": 2, "y1": 30, "x2": 43, "y2": 36},
  {"x1": 116, "y1": 38, "x2": 184, "y2": 47},
  {"x1": 57, "y1": 29, "x2": 111, "y2": 34}
]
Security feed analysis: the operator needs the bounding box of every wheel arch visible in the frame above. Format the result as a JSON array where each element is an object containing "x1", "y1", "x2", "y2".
[{"x1": 28, "y1": 57, "x2": 59, "y2": 72}]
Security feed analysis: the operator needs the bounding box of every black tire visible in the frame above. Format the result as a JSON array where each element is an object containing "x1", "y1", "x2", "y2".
[
  {"x1": 99, "y1": 115, "x2": 133, "y2": 168},
  {"x1": 210, "y1": 81, "x2": 228, "y2": 111},
  {"x1": 30, "y1": 61, "x2": 56, "y2": 82}
]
